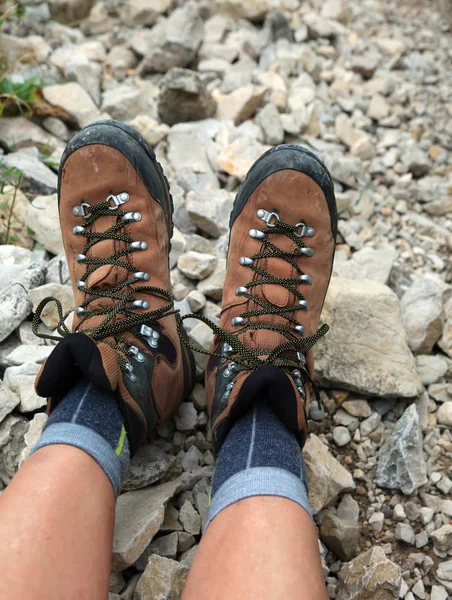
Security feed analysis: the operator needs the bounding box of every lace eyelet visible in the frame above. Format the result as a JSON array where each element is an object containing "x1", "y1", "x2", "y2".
[
  {"x1": 295, "y1": 223, "x2": 316, "y2": 238},
  {"x1": 249, "y1": 229, "x2": 265, "y2": 240},
  {"x1": 72, "y1": 202, "x2": 91, "y2": 218},
  {"x1": 256, "y1": 209, "x2": 279, "y2": 227},
  {"x1": 107, "y1": 193, "x2": 129, "y2": 209}
]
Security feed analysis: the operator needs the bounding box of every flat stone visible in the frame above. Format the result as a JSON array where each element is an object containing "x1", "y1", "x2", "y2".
[
  {"x1": 215, "y1": 85, "x2": 266, "y2": 125},
  {"x1": 43, "y1": 82, "x2": 101, "y2": 128},
  {"x1": 337, "y1": 546, "x2": 402, "y2": 600},
  {"x1": 341, "y1": 399, "x2": 372, "y2": 418},
  {"x1": 360, "y1": 412, "x2": 381, "y2": 437},
  {"x1": 376, "y1": 404, "x2": 427, "y2": 495},
  {"x1": 0, "y1": 380, "x2": 20, "y2": 425},
  {"x1": 0, "y1": 117, "x2": 62, "y2": 154},
  {"x1": 112, "y1": 478, "x2": 186, "y2": 570},
  {"x1": 5, "y1": 344, "x2": 53, "y2": 366},
  {"x1": 134, "y1": 555, "x2": 188, "y2": 600},
  {"x1": 0, "y1": 283, "x2": 33, "y2": 343},
  {"x1": 315, "y1": 278, "x2": 422, "y2": 397},
  {"x1": 186, "y1": 190, "x2": 234, "y2": 238},
  {"x1": 334, "y1": 246, "x2": 398, "y2": 285},
  {"x1": 3, "y1": 147, "x2": 57, "y2": 194},
  {"x1": 158, "y1": 68, "x2": 216, "y2": 126},
  {"x1": 29, "y1": 284, "x2": 74, "y2": 330},
  {"x1": 122, "y1": 445, "x2": 171, "y2": 492},
  {"x1": 303, "y1": 434, "x2": 355, "y2": 515},
  {"x1": 25, "y1": 194, "x2": 64, "y2": 255},
  {"x1": 3, "y1": 362, "x2": 45, "y2": 413},
  {"x1": 178, "y1": 252, "x2": 217, "y2": 280},
  {"x1": 0, "y1": 414, "x2": 28, "y2": 485},
  {"x1": 431, "y1": 586, "x2": 448, "y2": 600},
  {"x1": 400, "y1": 277, "x2": 445, "y2": 355},
  {"x1": 320, "y1": 512, "x2": 360, "y2": 561}
]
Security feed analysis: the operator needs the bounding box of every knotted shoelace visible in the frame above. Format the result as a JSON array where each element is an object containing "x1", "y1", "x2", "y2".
[
  {"x1": 177, "y1": 217, "x2": 329, "y2": 401},
  {"x1": 32, "y1": 196, "x2": 175, "y2": 373}
]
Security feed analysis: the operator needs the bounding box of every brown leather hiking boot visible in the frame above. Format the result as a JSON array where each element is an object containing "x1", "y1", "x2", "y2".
[
  {"x1": 181, "y1": 145, "x2": 337, "y2": 455},
  {"x1": 33, "y1": 120, "x2": 196, "y2": 454}
]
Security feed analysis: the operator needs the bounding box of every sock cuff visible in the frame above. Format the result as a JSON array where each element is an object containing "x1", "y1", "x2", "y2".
[
  {"x1": 205, "y1": 466, "x2": 312, "y2": 531},
  {"x1": 30, "y1": 422, "x2": 128, "y2": 497}
]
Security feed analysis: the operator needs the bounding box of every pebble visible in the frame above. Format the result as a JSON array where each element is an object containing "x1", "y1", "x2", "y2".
[
  {"x1": 395, "y1": 523, "x2": 415, "y2": 545},
  {"x1": 333, "y1": 426, "x2": 351, "y2": 447}
]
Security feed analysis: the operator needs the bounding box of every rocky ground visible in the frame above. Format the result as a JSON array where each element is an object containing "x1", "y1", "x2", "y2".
[{"x1": 0, "y1": 0, "x2": 451, "y2": 598}]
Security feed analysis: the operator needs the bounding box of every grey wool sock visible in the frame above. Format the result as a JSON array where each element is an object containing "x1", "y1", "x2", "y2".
[
  {"x1": 206, "y1": 398, "x2": 311, "y2": 529},
  {"x1": 31, "y1": 376, "x2": 129, "y2": 497}
]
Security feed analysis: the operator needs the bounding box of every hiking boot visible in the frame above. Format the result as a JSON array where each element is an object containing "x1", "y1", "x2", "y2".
[
  {"x1": 184, "y1": 145, "x2": 337, "y2": 455},
  {"x1": 33, "y1": 120, "x2": 196, "y2": 454}
]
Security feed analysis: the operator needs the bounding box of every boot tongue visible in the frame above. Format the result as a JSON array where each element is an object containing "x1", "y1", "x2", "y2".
[
  {"x1": 35, "y1": 333, "x2": 120, "y2": 401},
  {"x1": 242, "y1": 233, "x2": 298, "y2": 350}
]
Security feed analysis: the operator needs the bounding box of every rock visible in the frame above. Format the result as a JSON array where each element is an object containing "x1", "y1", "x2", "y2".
[
  {"x1": 18, "y1": 412, "x2": 48, "y2": 466},
  {"x1": 135, "y1": 532, "x2": 179, "y2": 570},
  {"x1": 210, "y1": 0, "x2": 280, "y2": 20},
  {"x1": 178, "y1": 252, "x2": 217, "y2": 280},
  {"x1": 215, "y1": 85, "x2": 266, "y2": 125},
  {"x1": 431, "y1": 525, "x2": 452, "y2": 553},
  {"x1": 395, "y1": 523, "x2": 415, "y2": 545},
  {"x1": 315, "y1": 278, "x2": 422, "y2": 397},
  {"x1": 431, "y1": 586, "x2": 448, "y2": 600},
  {"x1": 415, "y1": 355, "x2": 448, "y2": 385},
  {"x1": 186, "y1": 189, "x2": 233, "y2": 238},
  {"x1": 101, "y1": 82, "x2": 156, "y2": 122},
  {"x1": 29, "y1": 284, "x2": 74, "y2": 330},
  {"x1": 334, "y1": 246, "x2": 398, "y2": 285},
  {"x1": 0, "y1": 283, "x2": 33, "y2": 343},
  {"x1": 0, "y1": 117, "x2": 62, "y2": 154},
  {"x1": 112, "y1": 477, "x2": 187, "y2": 570},
  {"x1": 197, "y1": 259, "x2": 226, "y2": 301},
  {"x1": 402, "y1": 146, "x2": 431, "y2": 177},
  {"x1": 2, "y1": 147, "x2": 57, "y2": 194},
  {"x1": 437, "y1": 402, "x2": 452, "y2": 426},
  {"x1": 369, "y1": 512, "x2": 384, "y2": 534},
  {"x1": 26, "y1": 194, "x2": 64, "y2": 255},
  {"x1": 0, "y1": 33, "x2": 51, "y2": 64},
  {"x1": 256, "y1": 103, "x2": 284, "y2": 145},
  {"x1": 0, "y1": 380, "x2": 20, "y2": 425},
  {"x1": 122, "y1": 445, "x2": 171, "y2": 492},
  {"x1": 181, "y1": 446, "x2": 203, "y2": 471},
  {"x1": 3, "y1": 362, "x2": 45, "y2": 413},
  {"x1": 367, "y1": 94, "x2": 390, "y2": 121},
  {"x1": 327, "y1": 155, "x2": 364, "y2": 189},
  {"x1": 360, "y1": 412, "x2": 381, "y2": 437},
  {"x1": 320, "y1": 512, "x2": 360, "y2": 561},
  {"x1": 138, "y1": 3, "x2": 204, "y2": 75},
  {"x1": 436, "y1": 561, "x2": 452, "y2": 589},
  {"x1": 48, "y1": 0, "x2": 95, "y2": 23},
  {"x1": 123, "y1": 0, "x2": 171, "y2": 26},
  {"x1": 0, "y1": 184, "x2": 35, "y2": 250},
  {"x1": 179, "y1": 500, "x2": 201, "y2": 535},
  {"x1": 42, "y1": 82, "x2": 101, "y2": 128},
  {"x1": 128, "y1": 115, "x2": 168, "y2": 147},
  {"x1": 336, "y1": 494, "x2": 360, "y2": 523},
  {"x1": 158, "y1": 68, "x2": 216, "y2": 126},
  {"x1": 0, "y1": 414, "x2": 28, "y2": 484},
  {"x1": 174, "y1": 402, "x2": 198, "y2": 433},
  {"x1": 376, "y1": 404, "x2": 427, "y2": 494},
  {"x1": 350, "y1": 52, "x2": 381, "y2": 78},
  {"x1": 439, "y1": 298, "x2": 452, "y2": 358},
  {"x1": 333, "y1": 426, "x2": 351, "y2": 447},
  {"x1": 341, "y1": 400, "x2": 372, "y2": 419},
  {"x1": 400, "y1": 277, "x2": 445, "y2": 354},
  {"x1": 218, "y1": 137, "x2": 270, "y2": 180},
  {"x1": 186, "y1": 290, "x2": 206, "y2": 313},
  {"x1": 337, "y1": 546, "x2": 402, "y2": 600},
  {"x1": 303, "y1": 434, "x2": 355, "y2": 515},
  {"x1": 134, "y1": 555, "x2": 188, "y2": 600},
  {"x1": 106, "y1": 46, "x2": 138, "y2": 81},
  {"x1": 5, "y1": 344, "x2": 53, "y2": 366}
]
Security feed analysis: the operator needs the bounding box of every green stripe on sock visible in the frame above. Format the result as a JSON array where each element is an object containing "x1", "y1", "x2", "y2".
[{"x1": 115, "y1": 425, "x2": 126, "y2": 456}]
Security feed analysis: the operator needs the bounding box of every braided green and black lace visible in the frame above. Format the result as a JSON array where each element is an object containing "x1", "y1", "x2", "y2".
[
  {"x1": 177, "y1": 217, "x2": 329, "y2": 400},
  {"x1": 32, "y1": 197, "x2": 175, "y2": 372}
]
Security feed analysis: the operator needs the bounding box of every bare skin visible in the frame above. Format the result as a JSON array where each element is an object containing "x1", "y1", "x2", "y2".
[
  {"x1": 183, "y1": 497, "x2": 328, "y2": 600},
  {"x1": 0, "y1": 445, "x2": 114, "y2": 600},
  {"x1": 0, "y1": 448, "x2": 327, "y2": 600}
]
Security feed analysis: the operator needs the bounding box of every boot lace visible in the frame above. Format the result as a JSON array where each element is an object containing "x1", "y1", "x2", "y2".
[
  {"x1": 177, "y1": 210, "x2": 329, "y2": 403},
  {"x1": 32, "y1": 192, "x2": 175, "y2": 380}
]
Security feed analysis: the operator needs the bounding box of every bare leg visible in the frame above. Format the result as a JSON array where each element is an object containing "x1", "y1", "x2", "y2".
[
  {"x1": 0, "y1": 445, "x2": 114, "y2": 600},
  {"x1": 183, "y1": 496, "x2": 327, "y2": 600}
]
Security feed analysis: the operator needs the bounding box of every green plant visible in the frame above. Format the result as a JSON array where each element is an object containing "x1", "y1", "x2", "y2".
[{"x1": 0, "y1": 165, "x2": 24, "y2": 244}]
